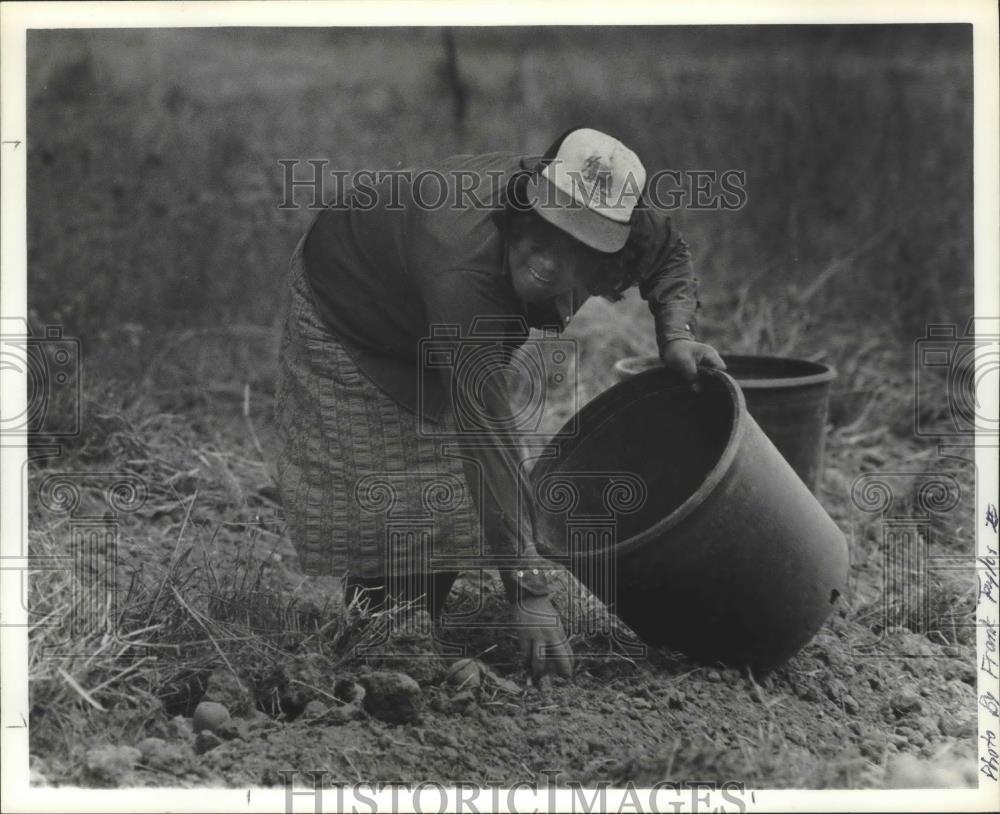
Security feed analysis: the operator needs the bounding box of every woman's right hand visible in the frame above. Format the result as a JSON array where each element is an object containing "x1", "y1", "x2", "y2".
[
  {"x1": 659, "y1": 338, "x2": 726, "y2": 382},
  {"x1": 513, "y1": 594, "x2": 573, "y2": 682}
]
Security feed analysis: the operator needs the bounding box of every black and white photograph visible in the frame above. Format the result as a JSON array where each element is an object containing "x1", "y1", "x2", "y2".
[{"x1": 1, "y1": 1, "x2": 998, "y2": 811}]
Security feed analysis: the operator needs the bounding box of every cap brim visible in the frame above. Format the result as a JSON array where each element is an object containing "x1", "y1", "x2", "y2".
[{"x1": 525, "y1": 175, "x2": 630, "y2": 253}]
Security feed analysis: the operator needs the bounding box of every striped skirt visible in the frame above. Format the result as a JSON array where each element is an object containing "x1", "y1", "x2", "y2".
[{"x1": 274, "y1": 239, "x2": 482, "y2": 581}]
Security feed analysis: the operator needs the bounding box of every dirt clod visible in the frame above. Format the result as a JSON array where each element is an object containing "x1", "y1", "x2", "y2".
[
  {"x1": 360, "y1": 671, "x2": 423, "y2": 724},
  {"x1": 194, "y1": 730, "x2": 225, "y2": 755},
  {"x1": 83, "y1": 745, "x2": 142, "y2": 786},
  {"x1": 326, "y1": 703, "x2": 367, "y2": 725},
  {"x1": 302, "y1": 700, "x2": 328, "y2": 719},
  {"x1": 447, "y1": 689, "x2": 478, "y2": 714},
  {"x1": 334, "y1": 679, "x2": 365, "y2": 705},
  {"x1": 889, "y1": 690, "x2": 922, "y2": 718},
  {"x1": 137, "y1": 737, "x2": 193, "y2": 773},
  {"x1": 445, "y1": 658, "x2": 486, "y2": 689},
  {"x1": 215, "y1": 719, "x2": 247, "y2": 741}
]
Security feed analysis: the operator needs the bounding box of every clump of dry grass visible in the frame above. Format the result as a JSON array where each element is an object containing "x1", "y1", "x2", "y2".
[{"x1": 25, "y1": 382, "x2": 418, "y2": 781}]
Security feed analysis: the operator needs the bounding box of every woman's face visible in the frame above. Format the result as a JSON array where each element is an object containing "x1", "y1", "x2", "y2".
[{"x1": 506, "y1": 214, "x2": 603, "y2": 304}]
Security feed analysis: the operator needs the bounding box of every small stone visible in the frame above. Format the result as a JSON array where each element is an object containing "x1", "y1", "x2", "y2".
[
  {"x1": 137, "y1": 736, "x2": 167, "y2": 757},
  {"x1": 445, "y1": 658, "x2": 486, "y2": 689},
  {"x1": 721, "y1": 668, "x2": 741, "y2": 683},
  {"x1": 843, "y1": 695, "x2": 860, "y2": 715},
  {"x1": 215, "y1": 719, "x2": 244, "y2": 740},
  {"x1": 194, "y1": 730, "x2": 224, "y2": 755},
  {"x1": 326, "y1": 703, "x2": 366, "y2": 725},
  {"x1": 447, "y1": 689, "x2": 478, "y2": 714},
  {"x1": 136, "y1": 737, "x2": 193, "y2": 772},
  {"x1": 889, "y1": 690, "x2": 922, "y2": 717},
  {"x1": 334, "y1": 679, "x2": 365, "y2": 705},
  {"x1": 167, "y1": 714, "x2": 194, "y2": 740},
  {"x1": 706, "y1": 670, "x2": 722, "y2": 682},
  {"x1": 83, "y1": 745, "x2": 142, "y2": 785},
  {"x1": 360, "y1": 671, "x2": 423, "y2": 724},
  {"x1": 302, "y1": 700, "x2": 328, "y2": 719},
  {"x1": 192, "y1": 701, "x2": 231, "y2": 734}
]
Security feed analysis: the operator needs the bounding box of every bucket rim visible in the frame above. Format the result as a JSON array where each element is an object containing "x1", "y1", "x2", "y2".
[
  {"x1": 613, "y1": 354, "x2": 838, "y2": 389},
  {"x1": 535, "y1": 367, "x2": 747, "y2": 559}
]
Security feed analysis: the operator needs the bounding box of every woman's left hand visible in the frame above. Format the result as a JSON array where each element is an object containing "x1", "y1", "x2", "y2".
[
  {"x1": 659, "y1": 339, "x2": 726, "y2": 383},
  {"x1": 514, "y1": 595, "x2": 574, "y2": 682}
]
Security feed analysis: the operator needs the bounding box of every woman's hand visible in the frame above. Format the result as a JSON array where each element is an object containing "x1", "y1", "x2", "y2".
[
  {"x1": 513, "y1": 594, "x2": 573, "y2": 682},
  {"x1": 659, "y1": 339, "x2": 726, "y2": 383}
]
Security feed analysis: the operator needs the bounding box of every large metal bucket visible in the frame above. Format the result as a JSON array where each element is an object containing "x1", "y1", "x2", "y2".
[
  {"x1": 613, "y1": 354, "x2": 836, "y2": 493},
  {"x1": 533, "y1": 367, "x2": 848, "y2": 673}
]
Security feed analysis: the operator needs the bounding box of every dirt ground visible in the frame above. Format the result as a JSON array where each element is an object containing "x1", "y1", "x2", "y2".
[{"x1": 26, "y1": 369, "x2": 979, "y2": 791}]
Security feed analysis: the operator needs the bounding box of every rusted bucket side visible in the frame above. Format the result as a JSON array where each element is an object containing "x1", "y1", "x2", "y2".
[
  {"x1": 612, "y1": 354, "x2": 836, "y2": 493},
  {"x1": 534, "y1": 368, "x2": 848, "y2": 674}
]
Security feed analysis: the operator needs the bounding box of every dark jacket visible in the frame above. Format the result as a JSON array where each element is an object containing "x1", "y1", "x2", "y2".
[{"x1": 301, "y1": 151, "x2": 700, "y2": 578}]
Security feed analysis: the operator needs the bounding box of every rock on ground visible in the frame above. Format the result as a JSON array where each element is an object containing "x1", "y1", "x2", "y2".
[
  {"x1": 360, "y1": 671, "x2": 423, "y2": 724},
  {"x1": 194, "y1": 730, "x2": 225, "y2": 755},
  {"x1": 192, "y1": 701, "x2": 231, "y2": 734},
  {"x1": 137, "y1": 736, "x2": 194, "y2": 773},
  {"x1": 82, "y1": 745, "x2": 142, "y2": 786}
]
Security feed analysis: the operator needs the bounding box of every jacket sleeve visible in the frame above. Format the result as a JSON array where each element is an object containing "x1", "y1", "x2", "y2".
[
  {"x1": 419, "y1": 268, "x2": 552, "y2": 599},
  {"x1": 635, "y1": 211, "x2": 701, "y2": 350}
]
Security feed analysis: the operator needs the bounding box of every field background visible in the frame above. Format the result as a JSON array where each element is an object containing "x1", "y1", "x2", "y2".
[{"x1": 23, "y1": 25, "x2": 982, "y2": 790}]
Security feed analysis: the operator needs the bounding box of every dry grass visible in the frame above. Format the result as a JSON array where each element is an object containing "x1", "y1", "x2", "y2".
[{"x1": 26, "y1": 382, "x2": 441, "y2": 779}]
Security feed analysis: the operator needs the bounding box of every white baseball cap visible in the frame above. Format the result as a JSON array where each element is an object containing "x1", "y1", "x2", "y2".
[{"x1": 525, "y1": 128, "x2": 646, "y2": 253}]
